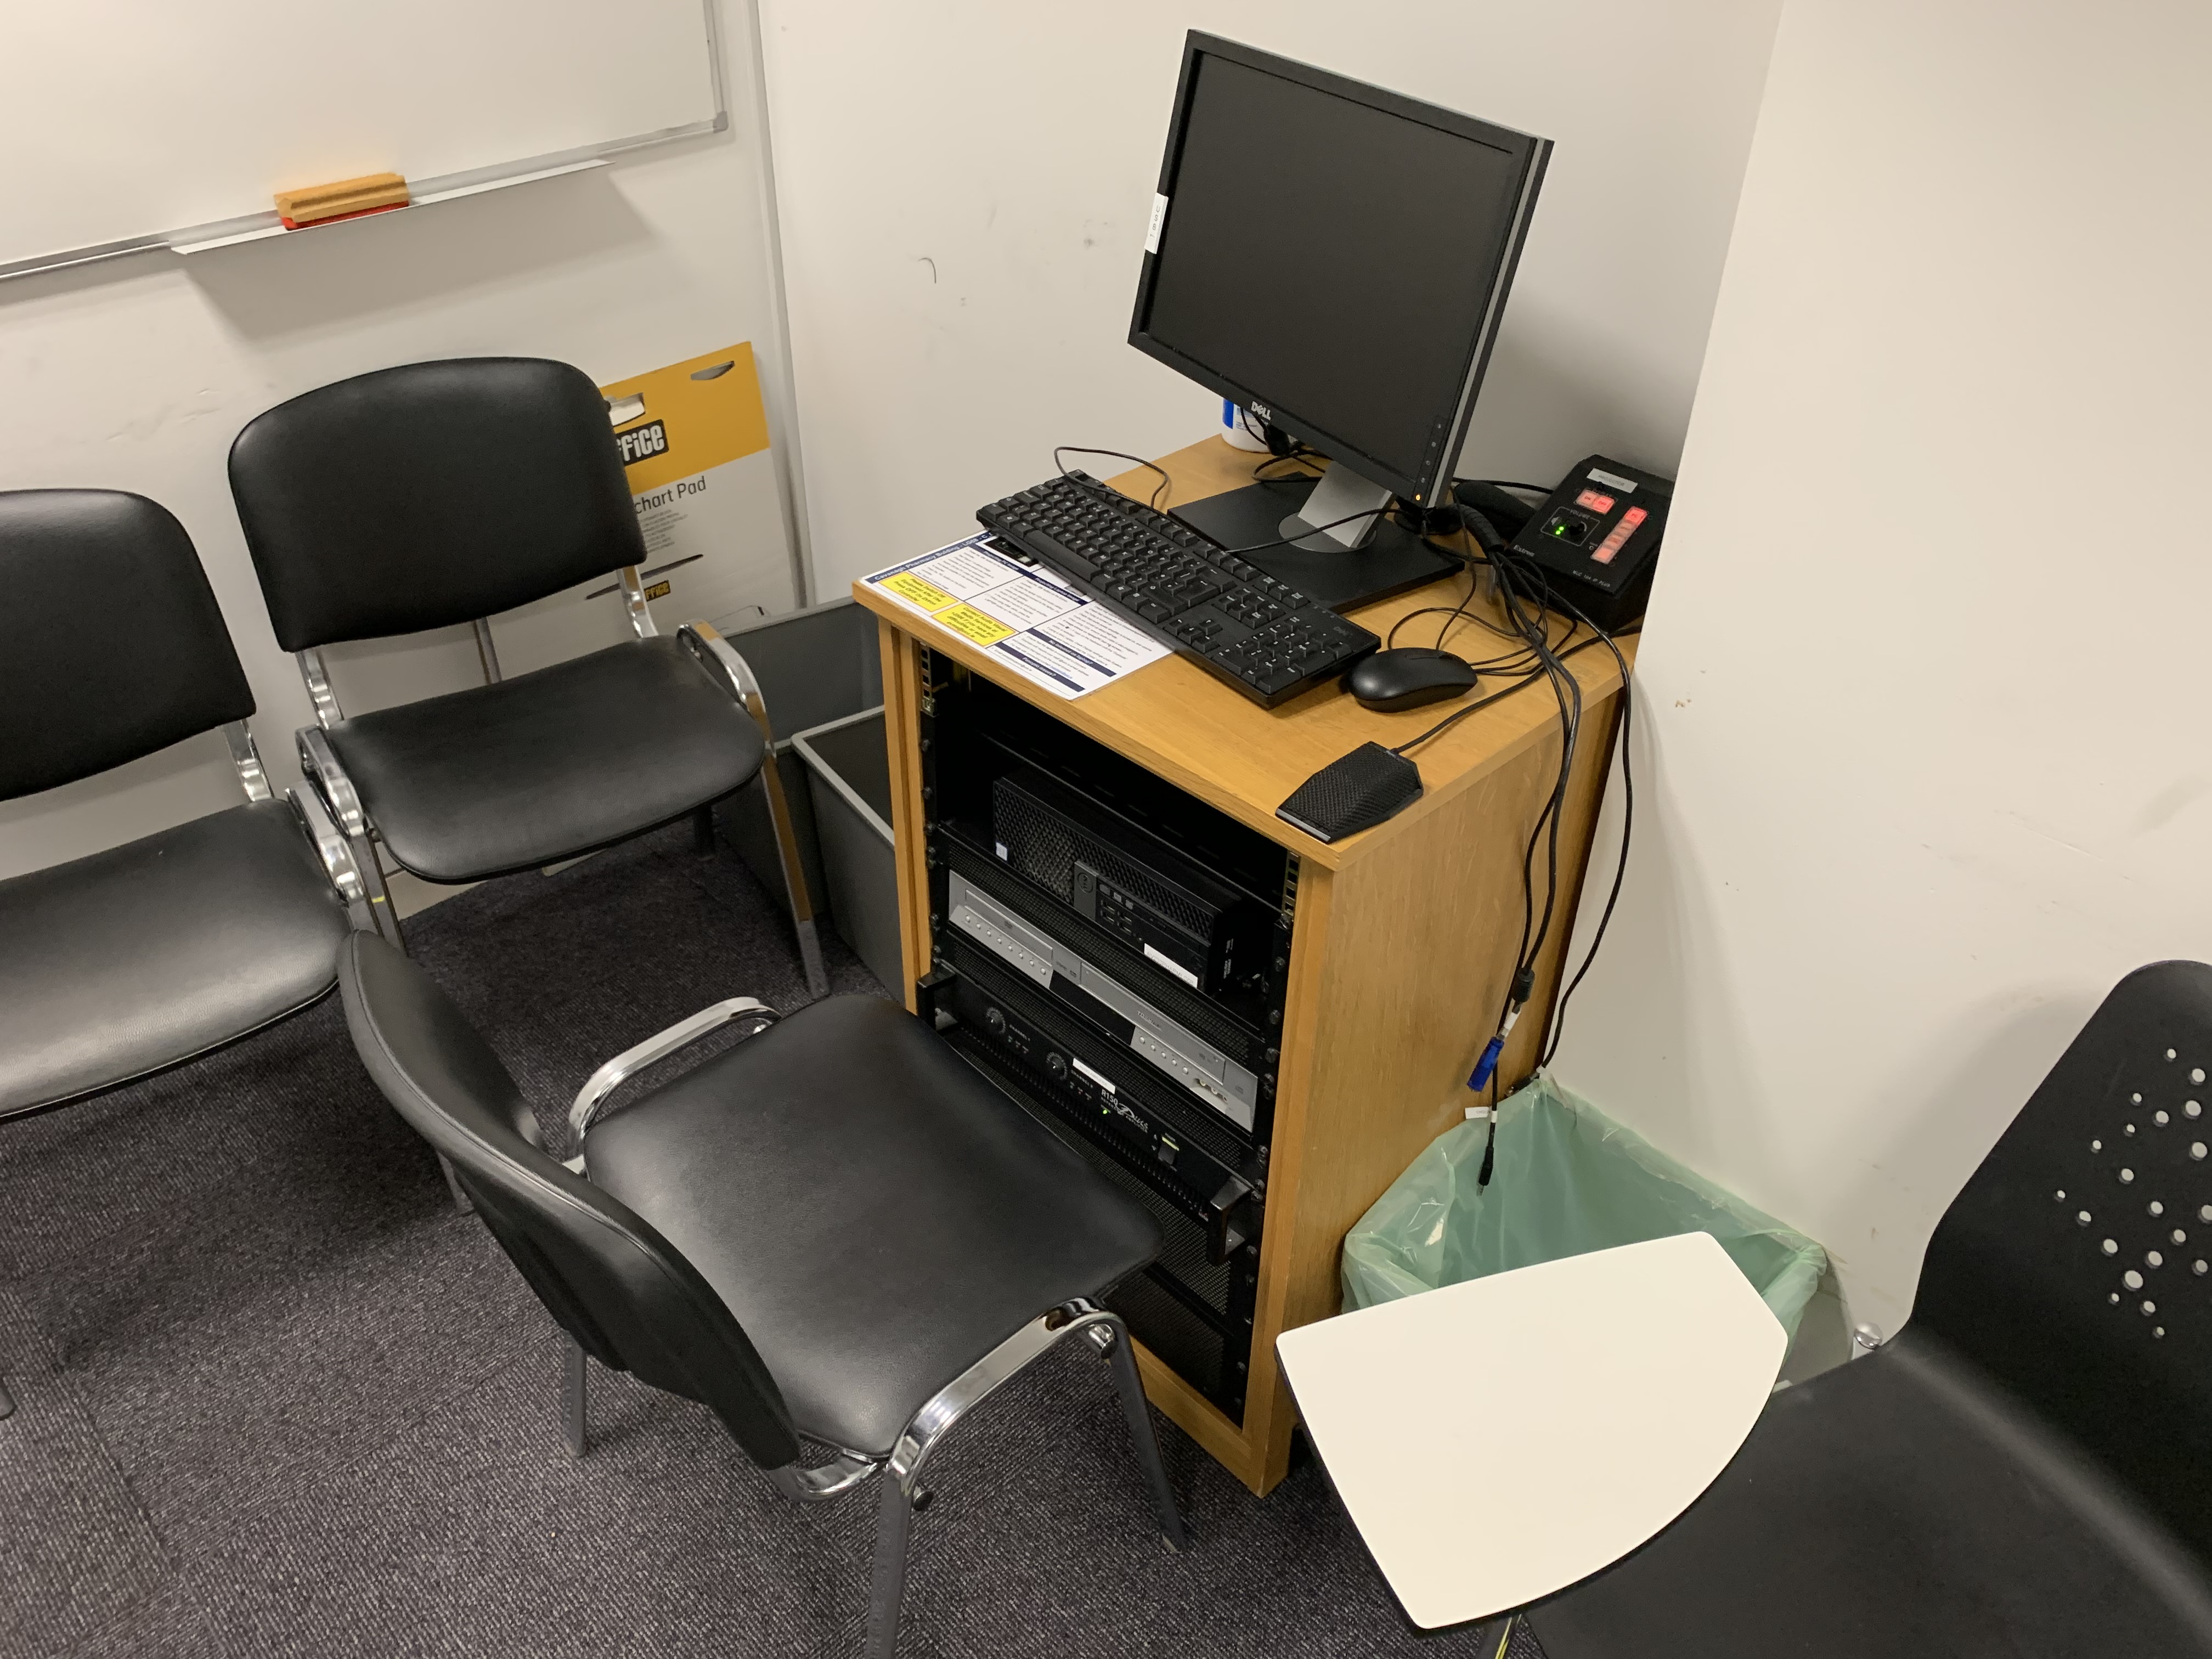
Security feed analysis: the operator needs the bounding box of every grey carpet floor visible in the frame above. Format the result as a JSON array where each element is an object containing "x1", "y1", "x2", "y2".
[{"x1": 0, "y1": 819, "x2": 1549, "y2": 1659}]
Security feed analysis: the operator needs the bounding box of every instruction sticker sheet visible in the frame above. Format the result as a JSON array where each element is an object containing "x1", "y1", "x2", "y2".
[{"x1": 862, "y1": 533, "x2": 1169, "y2": 698}]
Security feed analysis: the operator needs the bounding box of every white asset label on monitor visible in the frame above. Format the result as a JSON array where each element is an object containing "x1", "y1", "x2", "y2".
[{"x1": 1146, "y1": 193, "x2": 1170, "y2": 253}]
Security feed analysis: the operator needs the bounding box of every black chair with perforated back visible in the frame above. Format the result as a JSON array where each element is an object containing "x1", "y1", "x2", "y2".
[
  {"x1": 227, "y1": 356, "x2": 825, "y2": 992},
  {"x1": 336, "y1": 930, "x2": 1187, "y2": 1658},
  {"x1": 1527, "y1": 960, "x2": 2212, "y2": 1658},
  {"x1": 0, "y1": 489, "x2": 364, "y2": 1418}
]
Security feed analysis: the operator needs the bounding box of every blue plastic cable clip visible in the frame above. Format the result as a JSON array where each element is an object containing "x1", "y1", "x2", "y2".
[{"x1": 1467, "y1": 1035, "x2": 1505, "y2": 1092}]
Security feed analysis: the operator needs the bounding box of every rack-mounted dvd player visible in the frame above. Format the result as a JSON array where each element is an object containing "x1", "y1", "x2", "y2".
[{"x1": 947, "y1": 872, "x2": 1261, "y2": 1135}]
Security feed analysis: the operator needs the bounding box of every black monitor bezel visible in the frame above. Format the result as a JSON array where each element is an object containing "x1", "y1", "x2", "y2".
[{"x1": 1127, "y1": 33, "x2": 1550, "y2": 507}]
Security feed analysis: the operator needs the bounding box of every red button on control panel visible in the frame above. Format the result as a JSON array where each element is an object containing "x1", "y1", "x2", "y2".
[
  {"x1": 1574, "y1": 488, "x2": 1616, "y2": 514},
  {"x1": 1590, "y1": 505, "x2": 1647, "y2": 566}
]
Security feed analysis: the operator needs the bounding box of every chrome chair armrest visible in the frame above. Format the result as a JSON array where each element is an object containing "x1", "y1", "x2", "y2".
[
  {"x1": 224, "y1": 720, "x2": 273, "y2": 803},
  {"x1": 884, "y1": 1300, "x2": 1122, "y2": 1494},
  {"x1": 568, "y1": 997, "x2": 781, "y2": 1147},
  {"x1": 619, "y1": 566, "x2": 660, "y2": 639},
  {"x1": 287, "y1": 785, "x2": 366, "y2": 910},
  {"x1": 297, "y1": 726, "x2": 366, "y2": 838},
  {"x1": 296, "y1": 647, "x2": 344, "y2": 729},
  {"x1": 676, "y1": 619, "x2": 831, "y2": 1000},
  {"x1": 764, "y1": 1451, "x2": 881, "y2": 1503},
  {"x1": 677, "y1": 619, "x2": 770, "y2": 729}
]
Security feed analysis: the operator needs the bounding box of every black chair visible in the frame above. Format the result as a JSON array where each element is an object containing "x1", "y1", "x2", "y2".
[
  {"x1": 227, "y1": 356, "x2": 825, "y2": 992},
  {"x1": 0, "y1": 489, "x2": 363, "y2": 1418},
  {"x1": 1528, "y1": 961, "x2": 2212, "y2": 1657},
  {"x1": 335, "y1": 932, "x2": 1187, "y2": 1657}
]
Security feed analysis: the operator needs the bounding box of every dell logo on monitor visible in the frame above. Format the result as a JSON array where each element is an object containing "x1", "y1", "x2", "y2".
[{"x1": 1249, "y1": 402, "x2": 1273, "y2": 422}]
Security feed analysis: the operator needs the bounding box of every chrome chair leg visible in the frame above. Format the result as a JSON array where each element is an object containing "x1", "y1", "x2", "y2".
[
  {"x1": 438, "y1": 1152, "x2": 476, "y2": 1217},
  {"x1": 843, "y1": 1299, "x2": 1189, "y2": 1656},
  {"x1": 563, "y1": 1337, "x2": 589, "y2": 1459},
  {"x1": 864, "y1": 1471, "x2": 918, "y2": 1659},
  {"x1": 354, "y1": 835, "x2": 405, "y2": 952},
  {"x1": 358, "y1": 885, "x2": 465, "y2": 1218},
  {"x1": 1094, "y1": 1316, "x2": 1189, "y2": 1550}
]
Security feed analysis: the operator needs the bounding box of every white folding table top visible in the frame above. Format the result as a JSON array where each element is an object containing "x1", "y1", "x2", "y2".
[{"x1": 1276, "y1": 1231, "x2": 1786, "y2": 1630}]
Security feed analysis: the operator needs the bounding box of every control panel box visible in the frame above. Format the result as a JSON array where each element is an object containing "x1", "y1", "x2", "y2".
[{"x1": 1512, "y1": 454, "x2": 1672, "y2": 633}]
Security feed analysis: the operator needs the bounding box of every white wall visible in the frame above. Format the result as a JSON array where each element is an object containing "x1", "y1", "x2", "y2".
[
  {"x1": 756, "y1": 0, "x2": 1783, "y2": 593},
  {"x1": 1554, "y1": 0, "x2": 2212, "y2": 1338},
  {"x1": 0, "y1": 0, "x2": 800, "y2": 896}
]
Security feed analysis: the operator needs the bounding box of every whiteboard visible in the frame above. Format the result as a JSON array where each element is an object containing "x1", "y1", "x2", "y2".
[{"x1": 2, "y1": 0, "x2": 724, "y2": 278}]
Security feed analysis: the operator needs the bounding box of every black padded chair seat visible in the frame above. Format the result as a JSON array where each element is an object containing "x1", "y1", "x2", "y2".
[
  {"x1": 585, "y1": 995, "x2": 1162, "y2": 1455},
  {"x1": 0, "y1": 799, "x2": 349, "y2": 1116},
  {"x1": 325, "y1": 636, "x2": 765, "y2": 883},
  {"x1": 1528, "y1": 1327, "x2": 2212, "y2": 1658}
]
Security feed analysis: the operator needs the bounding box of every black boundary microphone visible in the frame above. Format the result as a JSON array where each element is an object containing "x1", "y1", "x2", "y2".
[{"x1": 1276, "y1": 743, "x2": 1423, "y2": 842}]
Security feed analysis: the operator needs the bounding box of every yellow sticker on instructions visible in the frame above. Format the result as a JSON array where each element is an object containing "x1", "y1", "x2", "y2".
[
  {"x1": 879, "y1": 571, "x2": 957, "y2": 612},
  {"x1": 935, "y1": 603, "x2": 1016, "y2": 646}
]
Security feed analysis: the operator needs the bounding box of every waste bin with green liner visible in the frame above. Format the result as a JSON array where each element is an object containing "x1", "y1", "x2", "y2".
[{"x1": 1343, "y1": 1073, "x2": 1827, "y2": 1344}]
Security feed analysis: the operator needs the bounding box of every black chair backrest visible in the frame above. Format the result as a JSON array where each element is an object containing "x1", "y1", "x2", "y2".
[
  {"x1": 1912, "y1": 960, "x2": 2212, "y2": 1555},
  {"x1": 228, "y1": 357, "x2": 648, "y2": 652},
  {"x1": 336, "y1": 933, "x2": 802, "y2": 1470},
  {"x1": 0, "y1": 489, "x2": 255, "y2": 802}
]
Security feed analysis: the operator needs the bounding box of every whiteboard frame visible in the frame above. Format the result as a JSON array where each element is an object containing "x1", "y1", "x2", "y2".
[{"x1": 0, "y1": 0, "x2": 729, "y2": 285}]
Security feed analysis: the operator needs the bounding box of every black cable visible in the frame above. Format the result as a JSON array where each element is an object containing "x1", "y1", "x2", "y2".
[
  {"x1": 1052, "y1": 446, "x2": 1171, "y2": 512},
  {"x1": 1252, "y1": 451, "x2": 1323, "y2": 483},
  {"x1": 1534, "y1": 592, "x2": 1637, "y2": 1070},
  {"x1": 1437, "y1": 535, "x2": 1589, "y2": 1130},
  {"x1": 1387, "y1": 631, "x2": 1612, "y2": 756},
  {"x1": 1497, "y1": 558, "x2": 1581, "y2": 1025},
  {"x1": 1215, "y1": 505, "x2": 1393, "y2": 557},
  {"x1": 1049, "y1": 442, "x2": 1385, "y2": 554},
  {"x1": 1477, "y1": 548, "x2": 1641, "y2": 1073}
]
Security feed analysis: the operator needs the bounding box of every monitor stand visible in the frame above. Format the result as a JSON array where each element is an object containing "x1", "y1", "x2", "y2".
[{"x1": 1170, "y1": 463, "x2": 1459, "y2": 613}]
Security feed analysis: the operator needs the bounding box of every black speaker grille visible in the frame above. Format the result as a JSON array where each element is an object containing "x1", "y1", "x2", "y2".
[
  {"x1": 1109, "y1": 1268, "x2": 1245, "y2": 1423},
  {"x1": 994, "y1": 775, "x2": 1214, "y2": 939}
]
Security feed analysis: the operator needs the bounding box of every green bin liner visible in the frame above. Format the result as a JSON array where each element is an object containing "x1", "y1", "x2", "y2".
[{"x1": 1342, "y1": 1073, "x2": 1828, "y2": 1341}]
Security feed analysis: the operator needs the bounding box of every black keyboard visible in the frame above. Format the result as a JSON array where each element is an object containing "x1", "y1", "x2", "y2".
[{"x1": 977, "y1": 472, "x2": 1376, "y2": 708}]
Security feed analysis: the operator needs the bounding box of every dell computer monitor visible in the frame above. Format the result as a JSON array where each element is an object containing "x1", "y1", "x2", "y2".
[{"x1": 1129, "y1": 35, "x2": 1550, "y2": 610}]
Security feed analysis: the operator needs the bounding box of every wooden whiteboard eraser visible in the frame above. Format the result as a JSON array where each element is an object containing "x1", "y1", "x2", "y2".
[{"x1": 273, "y1": 172, "x2": 410, "y2": 228}]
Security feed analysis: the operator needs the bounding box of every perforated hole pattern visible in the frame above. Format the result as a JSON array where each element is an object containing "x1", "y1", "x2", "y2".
[
  {"x1": 992, "y1": 775, "x2": 1216, "y2": 939},
  {"x1": 2056, "y1": 1043, "x2": 2212, "y2": 1341}
]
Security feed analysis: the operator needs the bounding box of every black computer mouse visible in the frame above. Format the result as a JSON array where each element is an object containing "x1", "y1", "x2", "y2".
[{"x1": 1345, "y1": 647, "x2": 1479, "y2": 712}]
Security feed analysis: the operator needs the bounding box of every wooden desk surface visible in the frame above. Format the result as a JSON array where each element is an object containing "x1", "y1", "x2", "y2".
[{"x1": 851, "y1": 437, "x2": 1632, "y2": 871}]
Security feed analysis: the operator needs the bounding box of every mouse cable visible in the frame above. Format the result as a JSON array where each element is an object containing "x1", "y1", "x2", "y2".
[
  {"x1": 1386, "y1": 631, "x2": 1614, "y2": 758},
  {"x1": 1053, "y1": 446, "x2": 1172, "y2": 511}
]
